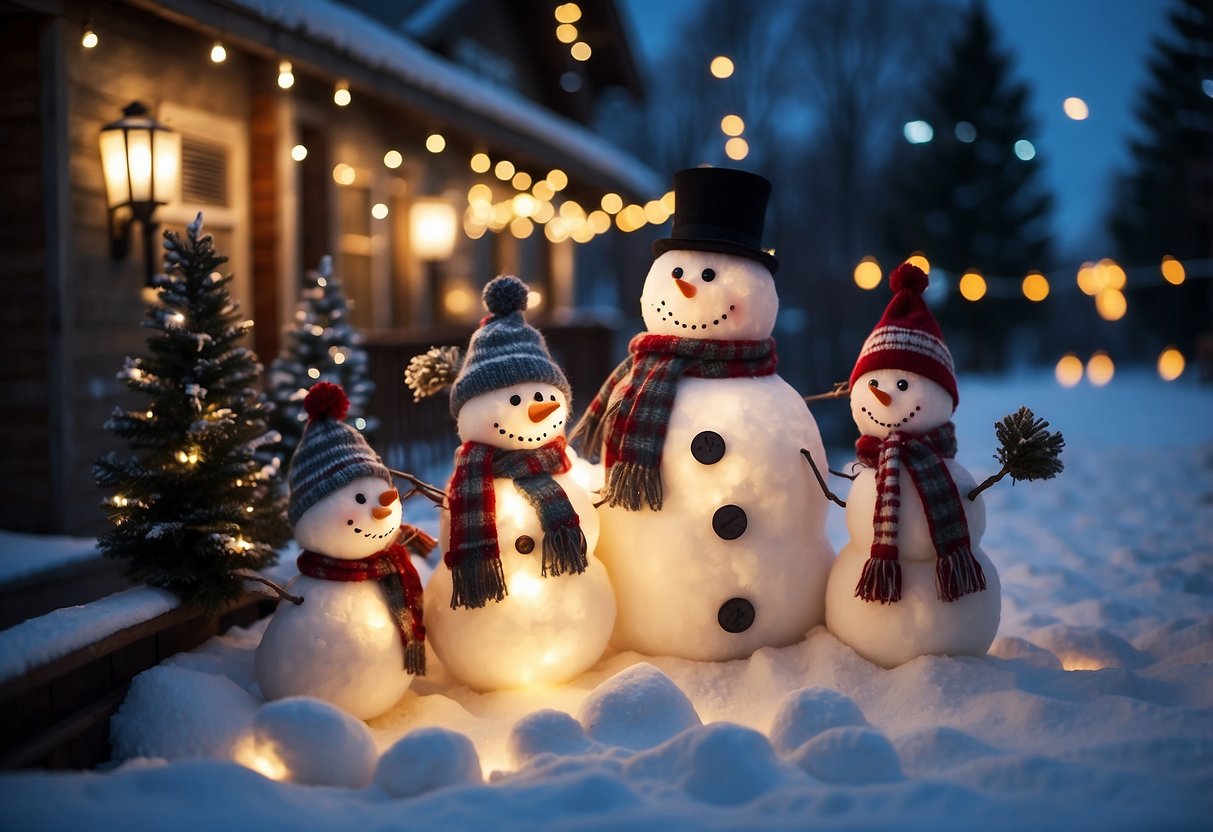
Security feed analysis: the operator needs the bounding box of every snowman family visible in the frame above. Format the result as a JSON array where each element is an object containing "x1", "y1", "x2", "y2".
[{"x1": 256, "y1": 167, "x2": 1060, "y2": 720}]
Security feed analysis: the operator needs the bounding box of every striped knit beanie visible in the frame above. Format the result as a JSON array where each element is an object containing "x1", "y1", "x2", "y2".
[
  {"x1": 850, "y1": 263, "x2": 958, "y2": 408},
  {"x1": 449, "y1": 275, "x2": 572, "y2": 417},
  {"x1": 288, "y1": 382, "x2": 391, "y2": 525}
]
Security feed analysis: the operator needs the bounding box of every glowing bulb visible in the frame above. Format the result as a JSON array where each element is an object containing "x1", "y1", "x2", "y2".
[
  {"x1": 721, "y1": 114, "x2": 745, "y2": 136},
  {"x1": 601, "y1": 192, "x2": 622, "y2": 214},
  {"x1": 853, "y1": 257, "x2": 881, "y2": 290},
  {"x1": 210, "y1": 42, "x2": 227, "y2": 63},
  {"x1": 1022, "y1": 271, "x2": 1049, "y2": 301},
  {"x1": 290, "y1": 144, "x2": 308, "y2": 162},
  {"x1": 725, "y1": 137, "x2": 749, "y2": 160},
  {"x1": 1063, "y1": 97, "x2": 1089, "y2": 120},
  {"x1": 904, "y1": 121, "x2": 933, "y2": 144},
  {"x1": 512, "y1": 193, "x2": 537, "y2": 216},
  {"x1": 1161, "y1": 255, "x2": 1185, "y2": 285},
  {"x1": 307, "y1": 367, "x2": 320, "y2": 379},
  {"x1": 82, "y1": 27, "x2": 99, "y2": 49},
  {"x1": 383, "y1": 150, "x2": 403, "y2": 169},
  {"x1": 1014, "y1": 139, "x2": 1036, "y2": 160},
  {"x1": 512, "y1": 171, "x2": 532, "y2": 190},
  {"x1": 510, "y1": 216, "x2": 534, "y2": 239},
  {"x1": 1157, "y1": 347, "x2": 1185, "y2": 381},
  {"x1": 546, "y1": 169, "x2": 568, "y2": 191},
  {"x1": 425, "y1": 133, "x2": 446, "y2": 153},
  {"x1": 355, "y1": 417, "x2": 367, "y2": 430},
  {"x1": 371, "y1": 203, "x2": 389, "y2": 220},
  {"x1": 334, "y1": 80, "x2": 351, "y2": 106},
  {"x1": 1076, "y1": 262, "x2": 1098, "y2": 295},
  {"x1": 570, "y1": 42, "x2": 592, "y2": 62},
  {"x1": 112, "y1": 494, "x2": 128, "y2": 507},
  {"x1": 959, "y1": 271, "x2": 987, "y2": 301},
  {"x1": 1095, "y1": 288, "x2": 1126, "y2": 321},
  {"x1": 906, "y1": 252, "x2": 930, "y2": 273},
  {"x1": 1055, "y1": 354, "x2": 1083, "y2": 388},
  {"x1": 1086, "y1": 351, "x2": 1114, "y2": 387},
  {"x1": 556, "y1": 24, "x2": 578, "y2": 44},
  {"x1": 332, "y1": 163, "x2": 356, "y2": 186},
  {"x1": 470, "y1": 153, "x2": 491, "y2": 173},
  {"x1": 277, "y1": 61, "x2": 294, "y2": 90},
  {"x1": 555, "y1": 3, "x2": 582, "y2": 23},
  {"x1": 495, "y1": 160, "x2": 515, "y2": 181},
  {"x1": 710, "y1": 56, "x2": 734, "y2": 79},
  {"x1": 527, "y1": 290, "x2": 543, "y2": 309}
]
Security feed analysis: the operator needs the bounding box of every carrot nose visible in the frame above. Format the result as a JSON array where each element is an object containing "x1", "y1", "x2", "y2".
[
  {"x1": 371, "y1": 505, "x2": 393, "y2": 520},
  {"x1": 528, "y1": 400, "x2": 560, "y2": 423},
  {"x1": 379, "y1": 489, "x2": 398, "y2": 506},
  {"x1": 675, "y1": 279, "x2": 697, "y2": 299},
  {"x1": 869, "y1": 386, "x2": 892, "y2": 407}
]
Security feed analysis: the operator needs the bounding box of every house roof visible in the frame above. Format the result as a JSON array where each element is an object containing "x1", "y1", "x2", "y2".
[{"x1": 129, "y1": 0, "x2": 663, "y2": 198}]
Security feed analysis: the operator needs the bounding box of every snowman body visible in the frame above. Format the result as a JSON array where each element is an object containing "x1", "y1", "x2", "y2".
[
  {"x1": 424, "y1": 382, "x2": 616, "y2": 691},
  {"x1": 593, "y1": 249, "x2": 835, "y2": 661},
  {"x1": 256, "y1": 477, "x2": 414, "y2": 720}
]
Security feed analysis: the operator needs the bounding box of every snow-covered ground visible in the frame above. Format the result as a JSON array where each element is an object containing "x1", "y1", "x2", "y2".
[{"x1": 4, "y1": 370, "x2": 1212, "y2": 830}]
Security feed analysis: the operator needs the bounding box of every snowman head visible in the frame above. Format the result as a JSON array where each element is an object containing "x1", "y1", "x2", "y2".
[
  {"x1": 850, "y1": 370, "x2": 954, "y2": 439},
  {"x1": 641, "y1": 249, "x2": 778, "y2": 340},
  {"x1": 456, "y1": 382, "x2": 569, "y2": 449},
  {"x1": 294, "y1": 477, "x2": 402, "y2": 559}
]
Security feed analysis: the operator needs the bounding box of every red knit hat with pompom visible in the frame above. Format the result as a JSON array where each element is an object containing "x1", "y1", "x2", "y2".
[{"x1": 849, "y1": 263, "x2": 958, "y2": 408}]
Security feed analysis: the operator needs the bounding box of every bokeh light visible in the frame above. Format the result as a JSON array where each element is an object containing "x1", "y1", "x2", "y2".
[
  {"x1": 906, "y1": 252, "x2": 930, "y2": 273},
  {"x1": 959, "y1": 271, "x2": 987, "y2": 301},
  {"x1": 1086, "y1": 351, "x2": 1115, "y2": 387},
  {"x1": 426, "y1": 133, "x2": 446, "y2": 153},
  {"x1": 470, "y1": 153, "x2": 491, "y2": 173},
  {"x1": 1161, "y1": 255, "x2": 1186, "y2": 285},
  {"x1": 1055, "y1": 354, "x2": 1083, "y2": 388},
  {"x1": 332, "y1": 163, "x2": 356, "y2": 186},
  {"x1": 1157, "y1": 347, "x2": 1185, "y2": 381},
  {"x1": 570, "y1": 42, "x2": 592, "y2": 61},
  {"x1": 1063, "y1": 97, "x2": 1089, "y2": 120},
  {"x1": 601, "y1": 192, "x2": 623, "y2": 214},
  {"x1": 1014, "y1": 139, "x2": 1036, "y2": 160},
  {"x1": 1022, "y1": 271, "x2": 1049, "y2": 301},
  {"x1": 710, "y1": 56, "x2": 734, "y2": 78},
  {"x1": 853, "y1": 257, "x2": 881, "y2": 290},
  {"x1": 721, "y1": 114, "x2": 745, "y2": 136},
  {"x1": 1095, "y1": 288, "x2": 1127, "y2": 321},
  {"x1": 725, "y1": 137, "x2": 749, "y2": 160},
  {"x1": 904, "y1": 121, "x2": 934, "y2": 144},
  {"x1": 290, "y1": 144, "x2": 308, "y2": 162},
  {"x1": 383, "y1": 150, "x2": 403, "y2": 169}
]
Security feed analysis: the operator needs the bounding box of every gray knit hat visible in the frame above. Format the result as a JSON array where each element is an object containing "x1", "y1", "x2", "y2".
[
  {"x1": 288, "y1": 382, "x2": 392, "y2": 525},
  {"x1": 448, "y1": 276, "x2": 572, "y2": 417}
]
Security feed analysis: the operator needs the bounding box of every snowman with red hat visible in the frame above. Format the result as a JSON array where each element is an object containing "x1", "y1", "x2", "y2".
[{"x1": 804, "y1": 262, "x2": 1063, "y2": 668}]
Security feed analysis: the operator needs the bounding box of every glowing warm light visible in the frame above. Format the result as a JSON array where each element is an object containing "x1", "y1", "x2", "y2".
[
  {"x1": 82, "y1": 28, "x2": 99, "y2": 49},
  {"x1": 235, "y1": 738, "x2": 288, "y2": 781},
  {"x1": 210, "y1": 42, "x2": 227, "y2": 63},
  {"x1": 277, "y1": 61, "x2": 294, "y2": 90},
  {"x1": 512, "y1": 193, "x2": 537, "y2": 217},
  {"x1": 600, "y1": 192, "x2": 623, "y2": 214},
  {"x1": 494, "y1": 160, "x2": 515, "y2": 181},
  {"x1": 959, "y1": 271, "x2": 987, "y2": 301},
  {"x1": 533, "y1": 179, "x2": 555, "y2": 200},
  {"x1": 588, "y1": 210, "x2": 611, "y2": 233},
  {"x1": 1063, "y1": 97, "x2": 1089, "y2": 120},
  {"x1": 555, "y1": 3, "x2": 582, "y2": 23},
  {"x1": 334, "y1": 80, "x2": 351, "y2": 107},
  {"x1": 906, "y1": 252, "x2": 930, "y2": 273},
  {"x1": 1098, "y1": 258, "x2": 1126, "y2": 290},
  {"x1": 307, "y1": 367, "x2": 321, "y2": 379},
  {"x1": 556, "y1": 24, "x2": 578, "y2": 44},
  {"x1": 425, "y1": 133, "x2": 446, "y2": 153},
  {"x1": 1095, "y1": 288, "x2": 1127, "y2": 321},
  {"x1": 545, "y1": 218, "x2": 570, "y2": 243},
  {"x1": 1076, "y1": 262, "x2": 1098, "y2": 295},
  {"x1": 510, "y1": 571, "x2": 544, "y2": 601},
  {"x1": 660, "y1": 190, "x2": 675, "y2": 213},
  {"x1": 1014, "y1": 139, "x2": 1036, "y2": 160},
  {"x1": 332, "y1": 348, "x2": 347, "y2": 364},
  {"x1": 371, "y1": 202, "x2": 389, "y2": 220},
  {"x1": 721, "y1": 114, "x2": 745, "y2": 136},
  {"x1": 176, "y1": 447, "x2": 201, "y2": 465},
  {"x1": 853, "y1": 257, "x2": 882, "y2": 290},
  {"x1": 470, "y1": 152, "x2": 491, "y2": 174},
  {"x1": 510, "y1": 216, "x2": 534, "y2": 239},
  {"x1": 643, "y1": 200, "x2": 668, "y2": 224},
  {"x1": 1055, "y1": 354, "x2": 1083, "y2": 388},
  {"x1": 710, "y1": 56, "x2": 734, "y2": 79},
  {"x1": 1161, "y1": 255, "x2": 1186, "y2": 285},
  {"x1": 904, "y1": 120, "x2": 933, "y2": 144},
  {"x1": 1157, "y1": 347, "x2": 1185, "y2": 381},
  {"x1": 111, "y1": 495, "x2": 129, "y2": 507},
  {"x1": 444, "y1": 287, "x2": 474, "y2": 315},
  {"x1": 468, "y1": 183, "x2": 493, "y2": 204},
  {"x1": 383, "y1": 150, "x2": 403, "y2": 169},
  {"x1": 332, "y1": 163, "x2": 356, "y2": 186},
  {"x1": 1060, "y1": 654, "x2": 1108, "y2": 672},
  {"x1": 725, "y1": 137, "x2": 749, "y2": 160},
  {"x1": 570, "y1": 42, "x2": 592, "y2": 62},
  {"x1": 410, "y1": 199, "x2": 458, "y2": 260},
  {"x1": 1022, "y1": 271, "x2": 1049, "y2": 301},
  {"x1": 1086, "y1": 351, "x2": 1114, "y2": 387},
  {"x1": 527, "y1": 290, "x2": 543, "y2": 309},
  {"x1": 512, "y1": 171, "x2": 532, "y2": 190},
  {"x1": 290, "y1": 144, "x2": 308, "y2": 162},
  {"x1": 546, "y1": 169, "x2": 569, "y2": 191},
  {"x1": 532, "y1": 200, "x2": 554, "y2": 224}
]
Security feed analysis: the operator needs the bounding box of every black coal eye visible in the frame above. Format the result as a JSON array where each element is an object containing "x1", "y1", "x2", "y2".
[
  {"x1": 672, "y1": 267, "x2": 684, "y2": 279},
  {"x1": 550, "y1": 394, "x2": 556, "y2": 401},
  {"x1": 534, "y1": 391, "x2": 544, "y2": 402},
  {"x1": 897, "y1": 379, "x2": 909, "y2": 391},
  {"x1": 355, "y1": 493, "x2": 366, "y2": 504},
  {"x1": 510, "y1": 394, "x2": 522, "y2": 406},
  {"x1": 868, "y1": 379, "x2": 880, "y2": 389},
  {"x1": 701, "y1": 268, "x2": 716, "y2": 282}
]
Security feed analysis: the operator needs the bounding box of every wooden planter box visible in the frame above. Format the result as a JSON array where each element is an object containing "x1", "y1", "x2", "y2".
[{"x1": 0, "y1": 593, "x2": 276, "y2": 770}]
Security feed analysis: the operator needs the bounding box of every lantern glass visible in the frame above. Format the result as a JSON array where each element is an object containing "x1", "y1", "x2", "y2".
[
  {"x1": 99, "y1": 129, "x2": 131, "y2": 208},
  {"x1": 409, "y1": 199, "x2": 458, "y2": 261},
  {"x1": 98, "y1": 102, "x2": 181, "y2": 211}
]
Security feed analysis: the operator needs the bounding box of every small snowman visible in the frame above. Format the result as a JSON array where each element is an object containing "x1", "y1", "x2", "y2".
[
  {"x1": 808, "y1": 263, "x2": 1060, "y2": 669},
  {"x1": 255, "y1": 382, "x2": 427, "y2": 720},
  {"x1": 572, "y1": 167, "x2": 835, "y2": 662},
  {"x1": 405, "y1": 275, "x2": 615, "y2": 691}
]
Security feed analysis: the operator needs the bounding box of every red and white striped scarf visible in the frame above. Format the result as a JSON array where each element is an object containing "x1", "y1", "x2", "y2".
[{"x1": 854, "y1": 422, "x2": 986, "y2": 604}]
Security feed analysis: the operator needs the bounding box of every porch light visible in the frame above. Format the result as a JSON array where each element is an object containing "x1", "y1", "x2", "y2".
[
  {"x1": 409, "y1": 198, "x2": 458, "y2": 261},
  {"x1": 98, "y1": 101, "x2": 181, "y2": 284}
]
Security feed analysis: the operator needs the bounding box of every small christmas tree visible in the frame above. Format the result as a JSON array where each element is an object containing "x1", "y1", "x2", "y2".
[
  {"x1": 266, "y1": 256, "x2": 376, "y2": 466},
  {"x1": 95, "y1": 214, "x2": 290, "y2": 610}
]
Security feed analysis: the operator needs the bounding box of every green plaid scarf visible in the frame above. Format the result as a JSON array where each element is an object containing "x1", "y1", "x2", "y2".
[
  {"x1": 855, "y1": 422, "x2": 986, "y2": 604},
  {"x1": 570, "y1": 333, "x2": 777, "y2": 511},
  {"x1": 445, "y1": 436, "x2": 587, "y2": 609}
]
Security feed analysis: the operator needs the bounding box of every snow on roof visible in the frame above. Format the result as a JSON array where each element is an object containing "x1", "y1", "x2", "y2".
[{"x1": 223, "y1": 0, "x2": 664, "y2": 198}]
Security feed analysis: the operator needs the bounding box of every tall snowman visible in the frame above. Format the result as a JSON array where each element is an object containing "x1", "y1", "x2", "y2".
[
  {"x1": 817, "y1": 263, "x2": 1000, "y2": 668},
  {"x1": 407, "y1": 276, "x2": 615, "y2": 691},
  {"x1": 572, "y1": 167, "x2": 834, "y2": 662},
  {"x1": 255, "y1": 382, "x2": 427, "y2": 720}
]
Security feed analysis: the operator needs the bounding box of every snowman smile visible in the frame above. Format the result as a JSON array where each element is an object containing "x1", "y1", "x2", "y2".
[
  {"x1": 493, "y1": 417, "x2": 565, "y2": 444},
  {"x1": 651, "y1": 298, "x2": 736, "y2": 332},
  {"x1": 861, "y1": 405, "x2": 922, "y2": 430}
]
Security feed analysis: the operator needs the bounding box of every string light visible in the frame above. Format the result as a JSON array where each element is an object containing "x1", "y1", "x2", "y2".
[
  {"x1": 383, "y1": 150, "x2": 403, "y2": 169},
  {"x1": 470, "y1": 152, "x2": 491, "y2": 173},
  {"x1": 210, "y1": 42, "x2": 227, "y2": 63},
  {"x1": 1095, "y1": 288, "x2": 1127, "y2": 321},
  {"x1": 1063, "y1": 97, "x2": 1089, "y2": 120},
  {"x1": 854, "y1": 257, "x2": 882, "y2": 290},
  {"x1": 1086, "y1": 351, "x2": 1114, "y2": 387},
  {"x1": 1055, "y1": 354, "x2": 1083, "y2": 388},
  {"x1": 710, "y1": 56, "x2": 734, "y2": 78},
  {"x1": 82, "y1": 22, "x2": 98, "y2": 49},
  {"x1": 1161, "y1": 255, "x2": 1185, "y2": 285},
  {"x1": 905, "y1": 252, "x2": 930, "y2": 273},
  {"x1": 332, "y1": 163, "x2": 356, "y2": 186},
  {"x1": 725, "y1": 137, "x2": 749, "y2": 160},
  {"x1": 334, "y1": 80, "x2": 351, "y2": 107},
  {"x1": 555, "y1": 3, "x2": 582, "y2": 23},
  {"x1": 959, "y1": 271, "x2": 987, "y2": 301},
  {"x1": 277, "y1": 61, "x2": 294, "y2": 89},
  {"x1": 495, "y1": 160, "x2": 515, "y2": 181},
  {"x1": 570, "y1": 42, "x2": 592, "y2": 62},
  {"x1": 556, "y1": 24, "x2": 578, "y2": 44},
  {"x1": 1022, "y1": 271, "x2": 1050, "y2": 301},
  {"x1": 371, "y1": 203, "x2": 389, "y2": 220},
  {"x1": 1157, "y1": 347, "x2": 1185, "y2": 381},
  {"x1": 512, "y1": 171, "x2": 532, "y2": 190},
  {"x1": 425, "y1": 133, "x2": 446, "y2": 153},
  {"x1": 533, "y1": 180, "x2": 555, "y2": 201},
  {"x1": 291, "y1": 144, "x2": 308, "y2": 161},
  {"x1": 546, "y1": 169, "x2": 569, "y2": 191},
  {"x1": 721, "y1": 115, "x2": 745, "y2": 137},
  {"x1": 600, "y1": 193, "x2": 622, "y2": 214}
]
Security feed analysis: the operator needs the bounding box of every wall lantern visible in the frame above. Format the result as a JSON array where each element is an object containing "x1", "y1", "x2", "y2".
[
  {"x1": 409, "y1": 198, "x2": 458, "y2": 262},
  {"x1": 99, "y1": 101, "x2": 181, "y2": 284}
]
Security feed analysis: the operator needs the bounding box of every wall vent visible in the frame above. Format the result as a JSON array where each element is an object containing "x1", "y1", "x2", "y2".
[{"x1": 180, "y1": 136, "x2": 229, "y2": 206}]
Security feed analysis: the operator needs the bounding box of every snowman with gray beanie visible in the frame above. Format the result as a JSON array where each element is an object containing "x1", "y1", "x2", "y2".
[{"x1": 406, "y1": 275, "x2": 615, "y2": 691}]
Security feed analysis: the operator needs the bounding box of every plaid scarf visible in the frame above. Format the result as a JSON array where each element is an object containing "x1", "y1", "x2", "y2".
[
  {"x1": 296, "y1": 525, "x2": 432, "y2": 675},
  {"x1": 855, "y1": 422, "x2": 986, "y2": 604},
  {"x1": 445, "y1": 436, "x2": 587, "y2": 609},
  {"x1": 570, "y1": 334, "x2": 777, "y2": 511}
]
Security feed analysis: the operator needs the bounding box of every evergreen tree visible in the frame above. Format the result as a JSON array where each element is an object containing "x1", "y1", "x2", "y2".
[
  {"x1": 267, "y1": 255, "x2": 376, "y2": 466},
  {"x1": 885, "y1": 0, "x2": 1053, "y2": 371},
  {"x1": 1108, "y1": 0, "x2": 1212, "y2": 352},
  {"x1": 95, "y1": 215, "x2": 289, "y2": 610}
]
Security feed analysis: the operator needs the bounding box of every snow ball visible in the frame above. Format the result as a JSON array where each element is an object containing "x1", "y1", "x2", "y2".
[
  {"x1": 374, "y1": 727, "x2": 482, "y2": 799},
  {"x1": 578, "y1": 663, "x2": 701, "y2": 750},
  {"x1": 789, "y1": 726, "x2": 903, "y2": 785},
  {"x1": 768, "y1": 687, "x2": 869, "y2": 755},
  {"x1": 509, "y1": 709, "x2": 598, "y2": 767},
  {"x1": 248, "y1": 697, "x2": 376, "y2": 788},
  {"x1": 625, "y1": 723, "x2": 786, "y2": 806},
  {"x1": 110, "y1": 665, "x2": 260, "y2": 762}
]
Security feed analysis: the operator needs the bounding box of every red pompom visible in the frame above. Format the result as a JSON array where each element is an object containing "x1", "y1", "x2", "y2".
[
  {"x1": 303, "y1": 382, "x2": 349, "y2": 422},
  {"x1": 889, "y1": 263, "x2": 929, "y2": 295}
]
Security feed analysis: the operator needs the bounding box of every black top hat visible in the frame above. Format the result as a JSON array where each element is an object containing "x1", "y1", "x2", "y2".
[{"x1": 652, "y1": 167, "x2": 778, "y2": 273}]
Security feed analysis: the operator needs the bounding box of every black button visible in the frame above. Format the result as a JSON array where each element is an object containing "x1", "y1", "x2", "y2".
[
  {"x1": 690, "y1": 430, "x2": 726, "y2": 465},
  {"x1": 515, "y1": 535, "x2": 535, "y2": 554},
  {"x1": 712, "y1": 505, "x2": 747, "y2": 540},
  {"x1": 718, "y1": 598, "x2": 755, "y2": 633}
]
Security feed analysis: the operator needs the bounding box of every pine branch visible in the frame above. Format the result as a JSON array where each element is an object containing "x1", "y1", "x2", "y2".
[{"x1": 968, "y1": 406, "x2": 1065, "y2": 501}]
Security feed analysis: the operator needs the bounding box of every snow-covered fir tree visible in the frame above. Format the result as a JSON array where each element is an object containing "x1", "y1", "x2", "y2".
[
  {"x1": 95, "y1": 214, "x2": 289, "y2": 610},
  {"x1": 266, "y1": 256, "x2": 376, "y2": 466}
]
